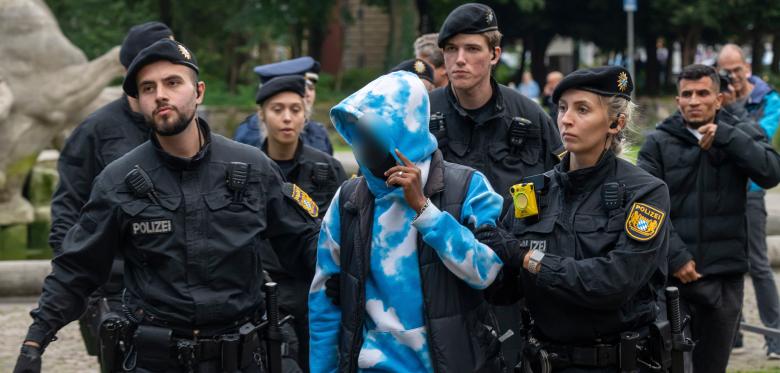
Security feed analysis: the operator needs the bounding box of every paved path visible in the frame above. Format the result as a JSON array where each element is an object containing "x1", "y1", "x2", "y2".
[{"x1": 1, "y1": 272, "x2": 780, "y2": 372}]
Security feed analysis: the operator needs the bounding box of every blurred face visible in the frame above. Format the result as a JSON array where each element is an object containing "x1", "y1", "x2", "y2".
[
  {"x1": 556, "y1": 89, "x2": 612, "y2": 155},
  {"x1": 261, "y1": 91, "x2": 306, "y2": 146},
  {"x1": 717, "y1": 51, "x2": 751, "y2": 98},
  {"x1": 676, "y1": 77, "x2": 723, "y2": 128},
  {"x1": 443, "y1": 33, "x2": 500, "y2": 92},
  {"x1": 137, "y1": 61, "x2": 204, "y2": 136},
  {"x1": 304, "y1": 79, "x2": 316, "y2": 110}
]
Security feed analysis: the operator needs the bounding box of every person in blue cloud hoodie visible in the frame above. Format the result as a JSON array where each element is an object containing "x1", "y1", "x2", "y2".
[{"x1": 308, "y1": 71, "x2": 508, "y2": 372}]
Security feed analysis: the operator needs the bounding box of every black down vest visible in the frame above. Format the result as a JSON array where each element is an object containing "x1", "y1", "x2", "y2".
[{"x1": 334, "y1": 150, "x2": 505, "y2": 373}]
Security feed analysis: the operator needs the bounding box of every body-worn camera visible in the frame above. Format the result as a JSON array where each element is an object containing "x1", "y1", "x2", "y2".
[{"x1": 511, "y1": 183, "x2": 539, "y2": 219}]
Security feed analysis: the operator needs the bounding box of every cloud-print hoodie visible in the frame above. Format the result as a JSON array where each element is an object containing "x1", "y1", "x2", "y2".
[{"x1": 309, "y1": 71, "x2": 504, "y2": 372}]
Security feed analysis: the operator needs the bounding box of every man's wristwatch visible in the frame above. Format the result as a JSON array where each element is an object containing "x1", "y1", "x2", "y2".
[{"x1": 527, "y1": 249, "x2": 545, "y2": 274}]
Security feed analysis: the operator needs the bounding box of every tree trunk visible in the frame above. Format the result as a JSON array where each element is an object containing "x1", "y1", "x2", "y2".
[
  {"x1": 771, "y1": 32, "x2": 780, "y2": 74},
  {"x1": 644, "y1": 36, "x2": 660, "y2": 95},
  {"x1": 384, "y1": 0, "x2": 418, "y2": 70},
  {"x1": 307, "y1": 23, "x2": 325, "y2": 62},
  {"x1": 517, "y1": 40, "x2": 528, "y2": 71},
  {"x1": 681, "y1": 27, "x2": 699, "y2": 66},
  {"x1": 415, "y1": 0, "x2": 433, "y2": 34},
  {"x1": 223, "y1": 34, "x2": 240, "y2": 93},
  {"x1": 290, "y1": 25, "x2": 303, "y2": 58},
  {"x1": 529, "y1": 33, "x2": 552, "y2": 92},
  {"x1": 752, "y1": 29, "x2": 764, "y2": 76},
  {"x1": 158, "y1": 0, "x2": 173, "y2": 30}
]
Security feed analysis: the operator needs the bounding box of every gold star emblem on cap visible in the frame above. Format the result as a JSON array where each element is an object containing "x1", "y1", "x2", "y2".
[
  {"x1": 177, "y1": 44, "x2": 191, "y2": 60},
  {"x1": 414, "y1": 60, "x2": 426, "y2": 74},
  {"x1": 486, "y1": 11, "x2": 493, "y2": 24},
  {"x1": 617, "y1": 71, "x2": 629, "y2": 92}
]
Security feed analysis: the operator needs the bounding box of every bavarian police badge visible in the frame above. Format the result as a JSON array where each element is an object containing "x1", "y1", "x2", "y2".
[
  {"x1": 625, "y1": 202, "x2": 665, "y2": 241},
  {"x1": 284, "y1": 183, "x2": 319, "y2": 218}
]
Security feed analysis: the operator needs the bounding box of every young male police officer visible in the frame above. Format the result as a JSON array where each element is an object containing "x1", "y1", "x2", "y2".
[
  {"x1": 48, "y1": 21, "x2": 173, "y2": 363},
  {"x1": 14, "y1": 39, "x2": 319, "y2": 373},
  {"x1": 429, "y1": 2, "x2": 562, "y2": 365}
]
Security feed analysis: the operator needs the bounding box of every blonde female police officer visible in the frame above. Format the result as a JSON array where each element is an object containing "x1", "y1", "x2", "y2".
[{"x1": 479, "y1": 66, "x2": 672, "y2": 372}]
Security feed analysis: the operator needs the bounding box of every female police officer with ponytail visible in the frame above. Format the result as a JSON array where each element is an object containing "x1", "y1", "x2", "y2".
[{"x1": 478, "y1": 66, "x2": 672, "y2": 372}]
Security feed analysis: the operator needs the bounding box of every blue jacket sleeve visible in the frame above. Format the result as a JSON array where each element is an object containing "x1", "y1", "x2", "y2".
[
  {"x1": 308, "y1": 189, "x2": 343, "y2": 373},
  {"x1": 412, "y1": 171, "x2": 504, "y2": 289},
  {"x1": 759, "y1": 92, "x2": 780, "y2": 141}
]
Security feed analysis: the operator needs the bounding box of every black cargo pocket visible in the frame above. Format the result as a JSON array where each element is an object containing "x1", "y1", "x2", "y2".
[
  {"x1": 447, "y1": 140, "x2": 470, "y2": 158},
  {"x1": 133, "y1": 325, "x2": 173, "y2": 371},
  {"x1": 202, "y1": 188, "x2": 263, "y2": 286},
  {"x1": 204, "y1": 189, "x2": 263, "y2": 237},
  {"x1": 119, "y1": 196, "x2": 180, "y2": 262},
  {"x1": 509, "y1": 216, "x2": 558, "y2": 258},
  {"x1": 574, "y1": 213, "x2": 623, "y2": 255}
]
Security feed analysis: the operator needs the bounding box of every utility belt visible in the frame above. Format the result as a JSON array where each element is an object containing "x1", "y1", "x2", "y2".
[
  {"x1": 516, "y1": 287, "x2": 696, "y2": 373},
  {"x1": 127, "y1": 322, "x2": 268, "y2": 373},
  {"x1": 100, "y1": 283, "x2": 290, "y2": 373},
  {"x1": 519, "y1": 330, "x2": 653, "y2": 372}
]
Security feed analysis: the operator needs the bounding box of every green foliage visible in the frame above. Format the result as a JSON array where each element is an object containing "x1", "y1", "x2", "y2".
[
  {"x1": 46, "y1": 0, "x2": 158, "y2": 59},
  {"x1": 338, "y1": 68, "x2": 385, "y2": 94}
]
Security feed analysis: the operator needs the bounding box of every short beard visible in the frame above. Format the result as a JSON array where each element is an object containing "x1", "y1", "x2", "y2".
[
  {"x1": 147, "y1": 107, "x2": 196, "y2": 137},
  {"x1": 685, "y1": 115, "x2": 715, "y2": 129}
]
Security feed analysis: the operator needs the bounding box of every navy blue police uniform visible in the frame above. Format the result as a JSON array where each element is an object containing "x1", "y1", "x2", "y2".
[
  {"x1": 16, "y1": 39, "x2": 319, "y2": 373},
  {"x1": 483, "y1": 67, "x2": 672, "y2": 372},
  {"x1": 48, "y1": 21, "x2": 173, "y2": 361},
  {"x1": 430, "y1": 4, "x2": 563, "y2": 366}
]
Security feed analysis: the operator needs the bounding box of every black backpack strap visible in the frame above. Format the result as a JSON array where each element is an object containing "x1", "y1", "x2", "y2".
[
  {"x1": 438, "y1": 161, "x2": 476, "y2": 223},
  {"x1": 338, "y1": 177, "x2": 364, "y2": 254}
]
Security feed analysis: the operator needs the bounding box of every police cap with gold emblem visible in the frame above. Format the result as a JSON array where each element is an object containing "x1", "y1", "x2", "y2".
[
  {"x1": 123, "y1": 39, "x2": 199, "y2": 98},
  {"x1": 119, "y1": 21, "x2": 174, "y2": 69},
  {"x1": 552, "y1": 65, "x2": 633, "y2": 104},
  {"x1": 255, "y1": 75, "x2": 306, "y2": 105},
  {"x1": 390, "y1": 59, "x2": 434, "y2": 83},
  {"x1": 437, "y1": 3, "x2": 498, "y2": 47}
]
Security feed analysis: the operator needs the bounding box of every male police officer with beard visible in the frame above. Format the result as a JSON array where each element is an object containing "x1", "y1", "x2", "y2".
[
  {"x1": 13, "y1": 39, "x2": 319, "y2": 373},
  {"x1": 48, "y1": 21, "x2": 173, "y2": 364},
  {"x1": 429, "y1": 3, "x2": 563, "y2": 365}
]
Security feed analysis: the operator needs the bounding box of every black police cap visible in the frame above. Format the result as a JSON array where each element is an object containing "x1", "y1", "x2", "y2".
[
  {"x1": 437, "y1": 3, "x2": 498, "y2": 47},
  {"x1": 123, "y1": 39, "x2": 199, "y2": 98},
  {"x1": 552, "y1": 66, "x2": 634, "y2": 104},
  {"x1": 119, "y1": 21, "x2": 174, "y2": 69},
  {"x1": 390, "y1": 59, "x2": 434, "y2": 83},
  {"x1": 255, "y1": 75, "x2": 306, "y2": 105}
]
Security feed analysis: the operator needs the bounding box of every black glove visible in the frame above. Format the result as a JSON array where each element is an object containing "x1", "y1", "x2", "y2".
[
  {"x1": 13, "y1": 344, "x2": 42, "y2": 373},
  {"x1": 325, "y1": 274, "x2": 340, "y2": 306},
  {"x1": 474, "y1": 225, "x2": 526, "y2": 269}
]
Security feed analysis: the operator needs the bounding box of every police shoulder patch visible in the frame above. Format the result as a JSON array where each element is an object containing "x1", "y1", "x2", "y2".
[
  {"x1": 625, "y1": 202, "x2": 665, "y2": 241},
  {"x1": 283, "y1": 182, "x2": 319, "y2": 218}
]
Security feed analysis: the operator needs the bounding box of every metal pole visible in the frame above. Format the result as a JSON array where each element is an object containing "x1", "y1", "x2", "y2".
[{"x1": 627, "y1": 9, "x2": 635, "y2": 100}]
